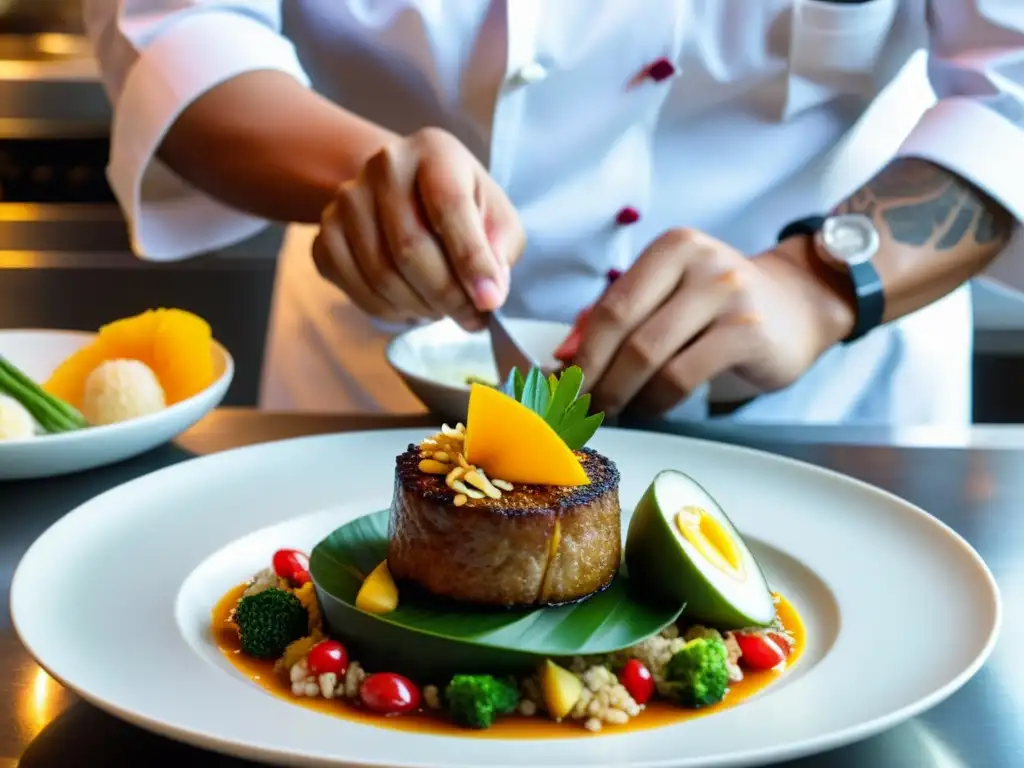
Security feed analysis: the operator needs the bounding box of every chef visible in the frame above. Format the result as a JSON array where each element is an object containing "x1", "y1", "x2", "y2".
[{"x1": 82, "y1": 1, "x2": 1024, "y2": 424}]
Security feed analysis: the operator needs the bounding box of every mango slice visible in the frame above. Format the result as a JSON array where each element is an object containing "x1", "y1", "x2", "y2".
[
  {"x1": 151, "y1": 309, "x2": 216, "y2": 405},
  {"x1": 463, "y1": 384, "x2": 589, "y2": 486},
  {"x1": 356, "y1": 561, "x2": 399, "y2": 614},
  {"x1": 540, "y1": 659, "x2": 583, "y2": 721},
  {"x1": 43, "y1": 308, "x2": 216, "y2": 408}
]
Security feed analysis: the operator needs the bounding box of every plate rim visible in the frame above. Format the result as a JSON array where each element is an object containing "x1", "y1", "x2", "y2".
[{"x1": 10, "y1": 426, "x2": 1004, "y2": 768}]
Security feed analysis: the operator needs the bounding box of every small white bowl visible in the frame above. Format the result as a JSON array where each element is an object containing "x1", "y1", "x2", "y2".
[
  {"x1": 386, "y1": 317, "x2": 571, "y2": 420},
  {"x1": 0, "y1": 329, "x2": 233, "y2": 481}
]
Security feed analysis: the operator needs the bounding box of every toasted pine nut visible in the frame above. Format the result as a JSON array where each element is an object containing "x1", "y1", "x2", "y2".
[
  {"x1": 445, "y1": 467, "x2": 466, "y2": 488},
  {"x1": 420, "y1": 451, "x2": 433, "y2": 459},
  {"x1": 453, "y1": 494, "x2": 468, "y2": 507},
  {"x1": 492, "y1": 478, "x2": 513, "y2": 492},
  {"x1": 457, "y1": 454, "x2": 471, "y2": 469},
  {"x1": 456, "y1": 422, "x2": 466, "y2": 433},
  {"x1": 433, "y1": 451, "x2": 450, "y2": 463},
  {"x1": 419, "y1": 459, "x2": 451, "y2": 475},
  {"x1": 451, "y1": 479, "x2": 485, "y2": 499},
  {"x1": 464, "y1": 470, "x2": 501, "y2": 499},
  {"x1": 441, "y1": 423, "x2": 464, "y2": 439}
]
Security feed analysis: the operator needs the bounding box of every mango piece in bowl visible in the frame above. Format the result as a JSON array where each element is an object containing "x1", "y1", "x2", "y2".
[{"x1": 45, "y1": 308, "x2": 216, "y2": 409}]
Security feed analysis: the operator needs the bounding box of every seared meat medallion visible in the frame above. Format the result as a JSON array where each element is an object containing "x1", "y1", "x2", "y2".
[{"x1": 387, "y1": 445, "x2": 621, "y2": 607}]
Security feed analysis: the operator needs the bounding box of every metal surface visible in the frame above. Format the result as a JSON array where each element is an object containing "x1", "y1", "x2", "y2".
[
  {"x1": 0, "y1": 34, "x2": 108, "y2": 140},
  {"x1": 0, "y1": 1, "x2": 81, "y2": 35},
  {"x1": 2, "y1": 409, "x2": 1022, "y2": 767},
  {"x1": 487, "y1": 310, "x2": 540, "y2": 381}
]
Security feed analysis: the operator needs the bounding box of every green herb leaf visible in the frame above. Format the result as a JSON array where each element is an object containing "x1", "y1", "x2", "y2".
[
  {"x1": 497, "y1": 365, "x2": 604, "y2": 450},
  {"x1": 558, "y1": 412, "x2": 604, "y2": 451},
  {"x1": 309, "y1": 510, "x2": 684, "y2": 680},
  {"x1": 519, "y1": 366, "x2": 549, "y2": 416},
  {"x1": 544, "y1": 365, "x2": 582, "y2": 433},
  {"x1": 500, "y1": 367, "x2": 519, "y2": 399},
  {"x1": 499, "y1": 367, "x2": 525, "y2": 401}
]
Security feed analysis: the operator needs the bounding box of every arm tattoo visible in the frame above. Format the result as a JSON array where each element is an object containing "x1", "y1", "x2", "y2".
[{"x1": 834, "y1": 158, "x2": 1015, "y2": 251}]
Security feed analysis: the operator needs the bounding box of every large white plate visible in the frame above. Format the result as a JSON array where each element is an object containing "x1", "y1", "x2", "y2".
[
  {"x1": 11, "y1": 428, "x2": 1000, "y2": 767},
  {"x1": 0, "y1": 329, "x2": 233, "y2": 480}
]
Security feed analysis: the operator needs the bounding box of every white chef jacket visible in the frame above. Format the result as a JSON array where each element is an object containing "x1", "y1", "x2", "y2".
[{"x1": 83, "y1": 0, "x2": 1024, "y2": 425}]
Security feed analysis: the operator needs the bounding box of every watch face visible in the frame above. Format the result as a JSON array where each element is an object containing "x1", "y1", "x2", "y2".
[{"x1": 820, "y1": 214, "x2": 880, "y2": 266}]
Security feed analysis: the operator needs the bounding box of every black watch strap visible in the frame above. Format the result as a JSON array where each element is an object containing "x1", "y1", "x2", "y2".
[
  {"x1": 777, "y1": 215, "x2": 885, "y2": 344},
  {"x1": 777, "y1": 216, "x2": 825, "y2": 242},
  {"x1": 846, "y1": 260, "x2": 885, "y2": 343}
]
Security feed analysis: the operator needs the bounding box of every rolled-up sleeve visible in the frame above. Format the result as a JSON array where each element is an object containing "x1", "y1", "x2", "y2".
[
  {"x1": 83, "y1": 1, "x2": 311, "y2": 260},
  {"x1": 898, "y1": 2, "x2": 1024, "y2": 222}
]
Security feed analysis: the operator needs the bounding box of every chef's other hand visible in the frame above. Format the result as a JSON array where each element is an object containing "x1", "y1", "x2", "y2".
[
  {"x1": 571, "y1": 229, "x2": 856, "y2": 416},
  {"x1": 312, "y1": 127, "x2": 525, "y2": 330}
]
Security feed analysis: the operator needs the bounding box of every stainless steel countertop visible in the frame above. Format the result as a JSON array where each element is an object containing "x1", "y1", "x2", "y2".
[
  {"x1": 617, "y1": 414, "x2": 1024, "y2": 450},
  {"x1": 3, "y1": 409, "x2": 1023, "y2": 767}
]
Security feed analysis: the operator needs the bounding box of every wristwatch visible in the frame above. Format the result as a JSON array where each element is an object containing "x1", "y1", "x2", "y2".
[{"x1": 777, "y1": 213, "x2": 885, "y2": 343}]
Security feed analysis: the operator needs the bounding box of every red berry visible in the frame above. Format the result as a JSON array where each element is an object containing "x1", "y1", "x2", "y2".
[
  {"x1": 735, "y1": 632, "x2": 786, "y2": 670},
  {"x1": 619, "y1": 659, "x2": 655, "y2": 705},
  {"x1": 615, "y1": 206, "x2": 640, "y2": 225},
  {"x1": 360, "y1": 673, "x2": 421, "y2": 715},
  {"x1": 606, "y1": 268, "x2": 623, "y2": 282},
  {"x1": 272, "y1": 549, "x2": 310, "y2": 586},
  {"x1": 768, "y1": 631, "x2": 792, "y2": 658},
  {"x1": 306, "y1": 640, "x2": 348, "y2": 677}
]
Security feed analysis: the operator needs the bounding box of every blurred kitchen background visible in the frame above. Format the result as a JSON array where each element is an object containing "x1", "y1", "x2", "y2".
[{"x1": 1, "y1": 1, "x2": 1024, "y2": 420}]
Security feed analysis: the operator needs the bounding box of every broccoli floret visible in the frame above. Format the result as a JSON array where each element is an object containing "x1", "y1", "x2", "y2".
[
  {"x1": 663, "y1": 637, "x2": 730, "y2": 708},
  {"x1": 234, "y1": 587, "x2": 308, "y2": 659},
  {"x1": 444, "y1": 674, "x2": 520, "y2": 729}
]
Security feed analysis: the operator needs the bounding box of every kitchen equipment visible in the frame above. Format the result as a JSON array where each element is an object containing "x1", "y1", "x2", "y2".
[
  {"x1": 0, "y1": 0, "x2": 81, "y2": 34},
  {"x1": 386, "y1": 317, "x2": 569, "y2": 420},
  {"x1": 487, "y1": 310, "x2": 543, "y2": 382}
]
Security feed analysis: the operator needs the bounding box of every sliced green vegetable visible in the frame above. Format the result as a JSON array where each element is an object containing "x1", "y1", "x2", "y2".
[
  {"x1": 499, "y1": 365, "x2": 604, "y2": 450},
  {"x1": 309, "y1": 509, "x2": 684, "y2": 680},
  {"x1": 0, "y1": 356, "x2": 87, "y2": 433}
]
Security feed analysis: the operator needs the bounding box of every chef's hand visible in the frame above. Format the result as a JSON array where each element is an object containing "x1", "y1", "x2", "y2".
[
  {"x1": 568, "y1": 229, "x2": 856, "y2": 416},
  {"x1": 312, "y1": 127, "x2": 525, "y2": 330}
]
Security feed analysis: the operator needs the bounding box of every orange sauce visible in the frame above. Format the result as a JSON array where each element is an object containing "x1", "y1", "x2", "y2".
[{"x1": 213, "y1": 586, "x2": 805, "y2": 738}]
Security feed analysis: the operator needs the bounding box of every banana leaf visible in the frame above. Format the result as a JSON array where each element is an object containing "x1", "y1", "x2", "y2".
[{"x1": 310, "y1": 509, "x2": 685, "y2": 681}]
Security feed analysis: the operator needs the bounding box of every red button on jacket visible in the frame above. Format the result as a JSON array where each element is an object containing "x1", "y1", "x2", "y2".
[
  {"x1": 646, "y1": 57, "x2": 676, "y2": 82},
  {"x1": 616, "y1": 206, "x2": 640, "y2": 225}
]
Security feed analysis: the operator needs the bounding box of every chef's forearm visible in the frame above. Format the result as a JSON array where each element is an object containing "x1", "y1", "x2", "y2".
[
  {"x1": 833, "y1": 157, "x2": 1017, "y2": 322},
  {"x1": 157, "y1": 70, "x2": 397, "y2": 224}
]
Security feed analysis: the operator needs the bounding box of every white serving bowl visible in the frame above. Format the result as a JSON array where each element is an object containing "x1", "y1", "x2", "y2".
[
  {"x1": 0, "y1": 329, "x2": 233, "y2": 480},
  {"x1": 385, "y1": 317, "x2": 570, "y2": 420}
]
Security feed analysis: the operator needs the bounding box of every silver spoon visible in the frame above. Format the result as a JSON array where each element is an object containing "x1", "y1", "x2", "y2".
[{"x1": 487, "y1": 310, "x2": 554, "y2": 382}]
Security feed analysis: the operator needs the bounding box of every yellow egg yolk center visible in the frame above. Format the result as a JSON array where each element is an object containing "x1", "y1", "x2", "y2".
[{"x1": 675, "y1": 506, "x2": 745, "y2": 580}]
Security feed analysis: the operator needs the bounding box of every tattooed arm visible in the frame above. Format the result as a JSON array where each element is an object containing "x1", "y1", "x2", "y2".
[
  {"x1": 829, "y1": 157, "x2": 1017, "y2": 324},
  {"x1": 766, "y1": 157, "x2": 1018, "y2": 351},
  {"x1": 768, "y1": 2, "x2": 1024, "y2": 347}
]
